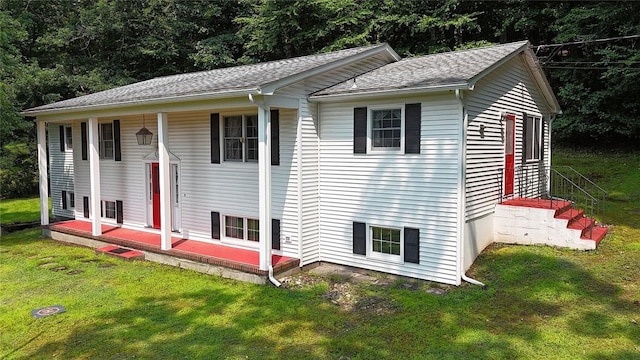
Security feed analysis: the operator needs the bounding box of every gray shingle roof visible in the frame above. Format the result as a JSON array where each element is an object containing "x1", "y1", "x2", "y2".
[
  {"x1": 311, "y1": 41, "x2": 529, "y2": 97},
  {"x1": 25, "y1": 44, "x2": 387, "y2": 114}
]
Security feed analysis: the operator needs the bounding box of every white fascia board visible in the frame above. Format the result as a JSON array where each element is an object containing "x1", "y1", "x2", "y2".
[
  {"x1": 259, "y1": 44, "x2": 401, "y2": 94},
  {"x1": 467, "y1": 41, "x2": 530, "y2": 89},
  {"x1": 21, "y1": 88, "x2": 259, "y2": 117},
  {"x1": 32, "y1": 95, "x2": 259, "y2": 123},
  {"x1": 521, "y1": 49, "x2": 562, "y2": 114},
  {"x1": 308, "y1": 83, "x2": 470, "y2": 102}
]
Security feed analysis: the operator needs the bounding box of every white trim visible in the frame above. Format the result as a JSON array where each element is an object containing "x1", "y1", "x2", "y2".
[
  {"x1": 220, "y1": 214, "x2": 260, "y2": 249},
  {"x1": 88, "y1": 117, "x2": 102, "y2": 236},
  {"x1": 158, "y1": 112, "x2": 172, "y2": 250},
  {"x1": 310, "y1": 83, "x2": 468, "y2": 102},
  {"x1": 37, "y1": 121, "x2": 49, "y2": 226},
  {"x1": 260, "y1": 44, "x2": 400, "y2": 94},
  {"x1": 296, "y1": 100, "x2": 304, "y2": 263},
  {"x1": 455, "y1": 89, "x2": 465, "y2": 285},
  {"x1": 22, "y1": 89, "x2": 259, "y2": 116},
  {"x1": 366, "y1": 104, "x2": 405, "y2": 154},
  {"x1": 367, "y1": 224, "x2": 404, "y2": 264},
  {"x1": 257, "y1": 105, "x2": 272, "y2": 271}
]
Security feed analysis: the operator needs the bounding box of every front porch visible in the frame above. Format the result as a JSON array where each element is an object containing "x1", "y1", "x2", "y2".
[{"x1": 46, "y1": 220, "x2": 300, "y2": 284}]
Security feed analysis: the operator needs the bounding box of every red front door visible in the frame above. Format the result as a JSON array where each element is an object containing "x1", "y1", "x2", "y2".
[
  {"x1": 151, "y1": 163, "x2": 161, "y2": 229},
  {"x1": 504, "y1": 114, "x2": 515, "y2": 196}
]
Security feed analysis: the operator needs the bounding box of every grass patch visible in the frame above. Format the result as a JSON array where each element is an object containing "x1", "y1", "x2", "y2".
[
  {"x1": 0, "y1": 197, "x2": 50, "y2": 225},
  {"x1": 1, "y1": 149, "x2": 639, "y2": 359}
]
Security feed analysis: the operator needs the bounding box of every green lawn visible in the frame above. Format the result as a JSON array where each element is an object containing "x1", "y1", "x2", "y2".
[
  {"x1": 0, "y1": 197, "x2": 49, "y2": 225},
  {"x1": 1, "y1": 150, "x2": 639, "y2": 359}
]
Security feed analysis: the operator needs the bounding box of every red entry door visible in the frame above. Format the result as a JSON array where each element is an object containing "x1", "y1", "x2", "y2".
[
  {"x1": 151, "y1": 163, "x2": 161, "y2": 229},
  {"x1": 504, "y1": 114, "x2": 515, "y2": 196}
]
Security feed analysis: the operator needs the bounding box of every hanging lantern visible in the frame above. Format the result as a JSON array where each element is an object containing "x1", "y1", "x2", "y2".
[{"x1": 136, "y1": 114, "x2": 153, "y2": 145}]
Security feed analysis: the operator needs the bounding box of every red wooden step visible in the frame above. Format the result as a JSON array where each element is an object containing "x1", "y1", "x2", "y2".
[
  {"x1": 554, "y1": 208, "x2": 584, "y2": 223},
  {"x1": 96, "y1": 245, "x2": 145, "y2": 261},
  {"x1": 581, "y1": 225, "x2": 608, "y2": 245}
]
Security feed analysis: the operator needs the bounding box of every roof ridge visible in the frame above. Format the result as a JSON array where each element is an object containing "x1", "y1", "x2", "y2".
[{"x1": 400, "y1": 40, "x2": 529, "y2": 61}]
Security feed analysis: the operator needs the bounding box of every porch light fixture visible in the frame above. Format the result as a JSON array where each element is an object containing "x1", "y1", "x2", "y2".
[{"x1": 136, "y1": 114, "x2": 153, "y2": 145}]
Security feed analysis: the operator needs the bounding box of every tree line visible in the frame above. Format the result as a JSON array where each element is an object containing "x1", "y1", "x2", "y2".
[{"x1": 1, "y1": 0, "x2": 639, "y2": 198}]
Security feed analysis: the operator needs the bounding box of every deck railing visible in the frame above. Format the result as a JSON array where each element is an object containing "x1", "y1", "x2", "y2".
[{"x1": 498, "y1": 165, "x2": 607, "y2": 238}]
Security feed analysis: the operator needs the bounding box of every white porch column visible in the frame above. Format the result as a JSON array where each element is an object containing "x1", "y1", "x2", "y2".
[
  {"x1": 258, "y1": 105, "x2": 272, "y2": 271},
  {"x1": 36, "y1": 120, "x2": 49, "y2": 226},
  {"x1": 88, "y1": 117, "x2": 102, "y2": 236},
  {"x1": 158, "y1": 112, "x2": 172, "y2": 250}
]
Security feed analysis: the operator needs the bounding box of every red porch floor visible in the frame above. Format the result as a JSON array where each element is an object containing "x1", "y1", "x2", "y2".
[
  {"x1": 48, "y1": 220, "x2": 299, "y2": 276},
  {"x1": 501, "y1": 197, "x2": 572, "y2": 212}
]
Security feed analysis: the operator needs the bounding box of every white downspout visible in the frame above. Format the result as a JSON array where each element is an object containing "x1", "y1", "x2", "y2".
[
  {"x1": 249, "y1": 94, "x2": 281, "y2": 287},
  {"x1": 455, "y1": 89, "x2": 486, "y2": 287}
]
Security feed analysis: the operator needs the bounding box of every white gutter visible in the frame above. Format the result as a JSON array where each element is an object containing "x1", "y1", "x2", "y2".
[
  {"x1": 22, "y1": 88, "x2": 259, "y2": 116},
  {"x1": 455, "y1": 89, "x2": 486, "y2": 288},
  {"x1": 309, "y1": 83, "x2": 471, "y2": 102}
]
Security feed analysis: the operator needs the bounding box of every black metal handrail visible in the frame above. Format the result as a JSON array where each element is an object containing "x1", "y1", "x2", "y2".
[{"x1": 497, "y1": 164, "x2": 607, "y2": 239}]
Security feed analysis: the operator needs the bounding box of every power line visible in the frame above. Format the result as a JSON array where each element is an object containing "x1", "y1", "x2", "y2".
[
  {"x1": 545, "y1": 66, "x2": 640, "y2": 70},
  {"x1": 534, "y1": 35, "x2": 640, "y2": 50}
]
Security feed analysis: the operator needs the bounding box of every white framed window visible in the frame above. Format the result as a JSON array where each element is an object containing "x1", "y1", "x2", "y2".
[
  {"x1": 369, "y1": 225, "x2": 403, "y2": 261},
  {"x1": 102, "y1": 200, "x2": 116, "y2": 219},
  {"x1": 223, "y1": 114, "x2": 258, "y2": 162},
  {"x1": 64, "y1": 126, "x2": 73, "y2": 151},
  {"x1": 68, "y1": 192, "x2": 75, "y2": 208},
  {"x1": 368, "y1": 105, "x2": 405, "y2": 153},
  {"x1": 223, "y1": 215, "x2": 259, "y2": 243},
  {"x1": 99, "y1": 123, "x2": 114, "y2": 159},
  {"x1": 525, "y1": 115, "x2": 542, "y2": 161}
]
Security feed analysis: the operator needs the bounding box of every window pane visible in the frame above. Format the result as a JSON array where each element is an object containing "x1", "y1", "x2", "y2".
[
  {"x1": 225, "y1": 216, "x2": 244, "y2": 239},
  {"x1": 224, "y1": 139, "x2": 242, "y2": 160},
  {"x1": 99, "y1": 123, "x2": 114, "y2": 159},
  {"x1": 371, "y1": 226, "x2": 401, "y2": 255},
  {"x1": 105, "y1": 201, "x2": 116, "y2": 219},
  {"x1": 526, "y1": 117, "x2": 534, "y2": 160},
  {"x1": 245, "y1": 115, "x2": 258, "y2": 161},
  {"x1": 224, "y1": 116, "x2": 242, "y2": 137},
  {"x1": 65, "y1": 127, "x2": 73, "y2": 149},
  {"x1": 69, "y1": 192, "x2": 75, "y2": 208},
  {"x1": 247, "y1": 218, "x2": 259, "y2": 242}
]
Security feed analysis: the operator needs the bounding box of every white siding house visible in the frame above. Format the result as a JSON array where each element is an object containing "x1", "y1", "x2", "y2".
[{"x1": 26, "y1": 41, "x2": 561, "y2": 286}]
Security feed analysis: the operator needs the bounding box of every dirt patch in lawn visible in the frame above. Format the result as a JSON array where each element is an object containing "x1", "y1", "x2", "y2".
[{"x1": 281, "y1": 263, "x2": 447, "y2": 315}]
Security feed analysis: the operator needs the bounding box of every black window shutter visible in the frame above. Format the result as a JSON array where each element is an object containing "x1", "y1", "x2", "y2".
[
  {"x1": 116, "y1": 200, "x2": 123, "y2": 224},
  {"x1": 353, "y1": 107, "x2": 367, "y2": 154},
  {"x1": 61, "y1": 191, "x2": 67, "y2": 210},
  {"x1": 211, "y1": 211, "x2": 220, "y2": 239},
  {"x1": 404, "y1": 227, "x2": 420, "y2": 264},
  {"x1": 271, "y1": 109, "x2": 280, "y2": 166},
  {"x1": 83, "y1": 196, "x2": 89, "y2": 218},
  {"x1": 272, "y1": 218, "x2": 281, "y2": 250},
  {"x1": 81, "y1": 122, "x2": 88, "y2": 160},
  {"x1": 521, "y1": 112, "x2": 528, "y2": 165},
  {"x1": 59, "y1": 126, "x2": 65, "y2": 152},
  {"x1": 113, "y1": 120, "x2": 121, "y2": 161},
  {"x1": 211, "y1": 113, "x2": 220, "y2": 164},
  {"x1": 353, "y1": 221, "x2": 366, "y2": 255},
  {"x1": 405, "y1": 103, "x2": 421, "y2": 154}
]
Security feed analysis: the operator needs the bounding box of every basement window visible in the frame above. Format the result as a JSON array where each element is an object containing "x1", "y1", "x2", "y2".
[
  {"x1": 369, "y1": 226, "x2": 402, "y2": 262},
  {"x1": 223, "y1": 215, "x2": 259, "y2": 243}
]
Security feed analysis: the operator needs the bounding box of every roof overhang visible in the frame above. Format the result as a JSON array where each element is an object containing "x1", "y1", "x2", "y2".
[
  {"x1": 309, "y1": 83, "x2": 471, "y2": 102},
  {"x1": 22, "y1": 88, "x2": 259, "y2": 118},
  {"x1": 259, "y1": 43, "x2": 401, "y2": 95}
]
